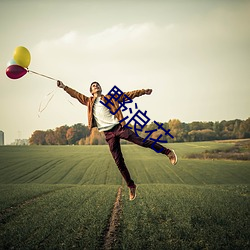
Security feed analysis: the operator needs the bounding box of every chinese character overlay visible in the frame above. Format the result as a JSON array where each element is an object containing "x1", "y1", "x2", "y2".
[
  {"x1": 100, "y1": 85, "x2": 133, "y2": 115},
  {"x1": 101, "y1": 86, "x2": 174, "y2": 152}
]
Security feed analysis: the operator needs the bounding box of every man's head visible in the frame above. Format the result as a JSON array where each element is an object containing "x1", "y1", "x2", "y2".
[{"x1": 90, "y1": 82, "x2": 102, "y2": 95}]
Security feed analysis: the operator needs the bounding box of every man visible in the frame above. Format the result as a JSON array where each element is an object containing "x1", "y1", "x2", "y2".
[{"x1": 57, "y1": 81, "x2": 177, "y2": 201}]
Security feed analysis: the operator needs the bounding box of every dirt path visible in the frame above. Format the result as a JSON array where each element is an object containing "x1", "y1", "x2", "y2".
[{"x1": 103, "y1": 186, "x2": 123, "y2": 250}]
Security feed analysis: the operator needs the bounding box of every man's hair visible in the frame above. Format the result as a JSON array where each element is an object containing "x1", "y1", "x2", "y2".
[{"x1": 89, "y1": 81, "x2": 100, "y2": 93}]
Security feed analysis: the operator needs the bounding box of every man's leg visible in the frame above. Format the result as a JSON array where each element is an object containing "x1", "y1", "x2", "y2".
[
  {"x1": 117, "y1": 125, "x2": 177, "y2": 165},
  {"x1": 104, "y1": 130, "x2": 135, "y2": 188},
  {"x1": 117, "y1": 125, "x2": 171, "y2": 154}
]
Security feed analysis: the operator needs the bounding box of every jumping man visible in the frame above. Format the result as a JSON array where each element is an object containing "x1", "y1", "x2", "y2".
[{"x1": 57, "y1": 81, "x2": 177, "y2": 201}]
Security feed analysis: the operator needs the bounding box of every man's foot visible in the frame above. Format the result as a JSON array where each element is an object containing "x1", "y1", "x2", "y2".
[
  {"x1": 167, "y1": 150, "x2": 178, "y2": 165},
  {"x1": 129, "y1": 185, "x2": 137, "y2": 201}
]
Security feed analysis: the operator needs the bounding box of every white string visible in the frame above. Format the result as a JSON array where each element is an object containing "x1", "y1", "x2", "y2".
[
  {"x1": 38, "y1": 88, "x2": 58, "y2": 118},
  {"x1": 37, "y1": 89, "x2": 79, "y2": 117},
  {"x1": 67, "y1": 99, "x2": 75, "y2": 106},
  {"x1": 27, "y1": 70, "x2": 76, "y2": 117},
  {"x1": 28, "y1": 69, "x2": 58, "y2": 81}
]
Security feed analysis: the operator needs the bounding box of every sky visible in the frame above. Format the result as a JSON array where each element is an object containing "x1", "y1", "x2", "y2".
[{"x1": 0, "y1": 0, "x2": 249, "y2": 144}]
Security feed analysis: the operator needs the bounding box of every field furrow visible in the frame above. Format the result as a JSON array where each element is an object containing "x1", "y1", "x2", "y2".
[
  {"x1": 0, "y1": 185, "x2": 119, "y2": 249},
  {"x1": 119, "y1": 184, "x2": 250, "y2": 249},
  {"x1": 0, "y1": 142, "x2": 249, "y2": 249},
  {"x1": 0, "y1": 185, "x2": 75, "y2": 224}
]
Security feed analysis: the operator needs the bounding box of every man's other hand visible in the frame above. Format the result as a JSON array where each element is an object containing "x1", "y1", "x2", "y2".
[{"x1": 145, "y1": 89, "x2": 152, "y2": 95}]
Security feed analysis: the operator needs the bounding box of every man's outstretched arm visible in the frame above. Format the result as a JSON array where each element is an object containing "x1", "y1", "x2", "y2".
[
  {"x1": 121, "y1": 88, "x2": 153, "y2": 100},
  {"x1": 57, "y1": 80, "x2": 89, "y2": 106}
]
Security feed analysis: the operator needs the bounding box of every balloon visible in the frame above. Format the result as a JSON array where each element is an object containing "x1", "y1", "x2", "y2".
[
  {"x1": 6, "y1": 65, "x2": 27, "y2": 79},
  {"x1": 7, "y1": 58, "x2": 17, "y2": 67},
  {"x1": 13, "y1": 46, "x2": 31, "y2": 68}
]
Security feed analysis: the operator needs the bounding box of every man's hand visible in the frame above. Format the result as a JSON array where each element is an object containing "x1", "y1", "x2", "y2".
[
  {"x1": 57, "y1": 80, "x2": 65, "y2": 89},
  {"x1": 145, "y1": 89, "x2": 152, "y2": 95}
]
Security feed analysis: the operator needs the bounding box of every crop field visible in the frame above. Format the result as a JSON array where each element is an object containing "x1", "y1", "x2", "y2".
[{"x1": 0, "y1": 141, "x2": 249, "y2": 249}]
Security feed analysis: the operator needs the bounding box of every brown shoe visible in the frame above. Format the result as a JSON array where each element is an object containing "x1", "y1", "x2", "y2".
[
  {"x1": 168, "y1": 150, "x2": 178, "y2": 165},
  {"x1": 129, "y1": 186, "x2": 137, "y2": 201}
]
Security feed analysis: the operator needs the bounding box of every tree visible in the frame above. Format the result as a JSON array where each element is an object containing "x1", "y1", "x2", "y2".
[
  {"x1": 66, "y1": 127, "x2": 75, "y2": 145},
  {"x1": 29, "y1": 130, "x2": 46, "y2": 145},
  {"x1": 45, "y1": 129, "x2": 57, "y2": 145},
  {"x1": 189, "y1": 121, "x2": 204, "y2": 131},
  {"x1": 233, "y1": 119, "x2": 242, "y2": 139},
  {"x1": 87, "y1": 128, "x2": 106, "y2": 145},
  {"x1": 55, "y1": 125, "x2": 69, "y2": 145},
  {"x1": 239, "y1": 118, "x2": 250, "y2": 138},
  {"x1": 188, "y1": 129, "x2": 216, "y2": 141},
  {"x1": 213, "y1": 121, "x2": 220, "y2": 139},
  {"x1": 181, "y1": 122, "x2": 190, "y2": 142},
  {"x1": 66, "y1": 123, "x2": 90, "y2": 145},
  {"x1": 29, "y1": 118, "x2": 250, "y2": 145},
  {"x1": 168, "y1": 119, "x2": 183, "y2": 142}
]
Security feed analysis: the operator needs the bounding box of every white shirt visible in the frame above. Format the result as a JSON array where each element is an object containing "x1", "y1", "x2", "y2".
[{"x1": 93, "y1": 97, "x2": 119, "y2": 132}]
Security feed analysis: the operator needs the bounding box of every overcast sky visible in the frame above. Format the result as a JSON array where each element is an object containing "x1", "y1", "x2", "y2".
[{"x1": 0, "y1": 0, "x2": 249, "y2": 144}]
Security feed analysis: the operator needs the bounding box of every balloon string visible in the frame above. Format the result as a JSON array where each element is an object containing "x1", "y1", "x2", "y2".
[
  {"x1": 38, "y1": 88, "x2": 58, "y2": 118},
  {"x1": 67, "y1": 99, "x2": 75, "y2": 106},
  {"x1": 28, "y1": 69, "x2": 58, "y2": 81}
]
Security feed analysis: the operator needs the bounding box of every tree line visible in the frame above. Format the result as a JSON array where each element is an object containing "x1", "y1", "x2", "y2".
[{"x1": 29, "y1": 118, "x2": 250, "y2": 145}]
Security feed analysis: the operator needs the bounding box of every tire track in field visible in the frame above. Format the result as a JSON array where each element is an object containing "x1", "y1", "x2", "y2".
[
  {"x1": 161, "y1": 161, "x2": 207, "y2": 185},
  {"x1": 79, "y1": 159, "x2": 101, "y2": 185},
  {"x1": 166, "y1": 165, "x2": 186, "y2": 184},
  {"x1": 54, "y1": 159, "x2": 83, "y2": 184},
  {"x1": 37, "y1": 188, "x2": 100, "y2": 248},
  {"x1": 0, "y1": 185, "x2": 75, "y2": 225},
  {"x1": 11, "y1": 160, "x2": 63, "y2": 183},
  {"x1": 180, "y1": 167, "x2": 207, "y2": 185},
  {"x1": 103, "y1": 186, "x2": 122, "y2": 250},
  {"x1": 0, "y1": 161, "x2": 26, "y2": 171},
  {"x1": 79, "y1": 159, "x2": 111, "y2": 185},
  {"x1": 27, "y1": 160, "x2": 65, "y2": 183}
]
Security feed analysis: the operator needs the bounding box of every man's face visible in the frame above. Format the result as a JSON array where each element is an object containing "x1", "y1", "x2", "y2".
[{"x1": 91, "y1": 82, "x2": 102, "y2": 95}]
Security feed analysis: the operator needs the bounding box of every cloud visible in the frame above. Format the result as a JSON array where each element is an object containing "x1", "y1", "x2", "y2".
[
  {"x1": 33, "y1": 23, "x2": 154, "y2": 52},
  {"x1": 35, "y1": 31, "x2": 79, "y2": 50},
  {"x1": 31, "y1": 23, "x2": 163, "y2": 79},
  {"x1": 59, "y1": 31, "x2": 78, "y2": 44},
  {"x1": 86, "y1": 23, "x2": 153, "y2": 50},
  {"x1": 31, "y1": 11, "x2": 250, "y2": 84},
  {"x1": 32, "y1": 23, "x2": 162, "y2": 63}
]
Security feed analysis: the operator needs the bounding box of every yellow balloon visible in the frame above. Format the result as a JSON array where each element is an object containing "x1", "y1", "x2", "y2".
[{"x1": 13, "y1": 46, "x2": 31, "y2": 68}]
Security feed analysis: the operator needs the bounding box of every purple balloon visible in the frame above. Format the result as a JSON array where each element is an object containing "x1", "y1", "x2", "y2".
[{"x1": 6, "y1": 65, "x2": 27, "y2": 79}]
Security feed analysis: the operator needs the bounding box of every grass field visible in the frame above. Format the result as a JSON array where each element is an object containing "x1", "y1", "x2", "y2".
[{"x1": 0, "y1": 141, "x2": 249, "y2": 249}]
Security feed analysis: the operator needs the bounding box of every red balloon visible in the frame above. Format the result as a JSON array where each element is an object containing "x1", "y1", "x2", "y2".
[{"x1": 6, "y1": 65, "x2": 27, "y2": 79}]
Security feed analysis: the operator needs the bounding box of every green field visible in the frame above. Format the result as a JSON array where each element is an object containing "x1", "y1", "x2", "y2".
[{"x1": 0, "y1": 141, "x2": 249, "y2": 249}]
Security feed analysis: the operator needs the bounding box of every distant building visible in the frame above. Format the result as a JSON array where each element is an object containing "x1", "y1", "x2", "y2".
[{"x1": 0, "y1": 131, "x2": 4, "y2": 145}]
